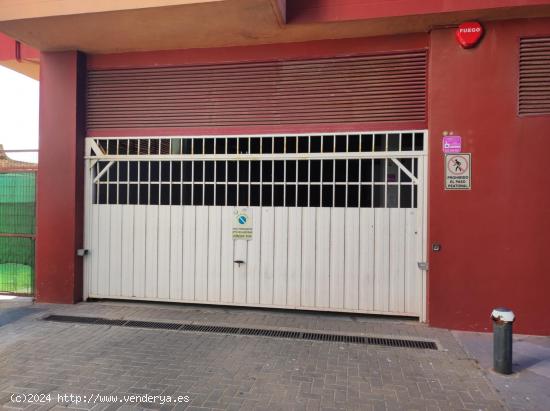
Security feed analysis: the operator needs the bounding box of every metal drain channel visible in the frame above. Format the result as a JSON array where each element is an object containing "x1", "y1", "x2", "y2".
[{"x1": 43, "y1": 314, "x2": 437, "y2": 350}]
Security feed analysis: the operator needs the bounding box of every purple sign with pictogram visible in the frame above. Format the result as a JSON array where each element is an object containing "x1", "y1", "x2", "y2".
[{"x1": 442, "y1": 136, "x2": 462, "y2": 153}]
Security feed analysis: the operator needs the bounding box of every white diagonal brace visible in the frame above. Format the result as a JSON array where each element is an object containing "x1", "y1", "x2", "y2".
[
  {"x1": 93, "y1": 161, "x2": 115, "y2": 183},
  {"x1": 390, "y1": 158, "x2": 418, "y2": 184},
  {"x1": 86, "y1": 139, "x2": 105, "y2": 169},
  {"x1": 88, "y1": 139, "x2": 105, "y2": 157}
]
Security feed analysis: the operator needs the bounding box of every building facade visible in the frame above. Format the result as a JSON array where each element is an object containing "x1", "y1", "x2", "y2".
[{"x1": 1, "y1": 0, "x2": 549, "y2": 335}]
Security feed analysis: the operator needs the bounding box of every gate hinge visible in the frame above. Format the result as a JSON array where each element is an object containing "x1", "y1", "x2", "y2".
[
  {"x1": 77, "y1": 249, "x2": 89, "y2": 257},
  {"x1": 417, "y1": 262, "x2": 429, "y2": 271}
]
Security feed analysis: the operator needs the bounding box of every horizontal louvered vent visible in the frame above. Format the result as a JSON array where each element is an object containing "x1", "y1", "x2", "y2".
[
  {"x1": 519, "y1": 37, "x2": 550, "y2": 116},
  {"x1": 87, "y1": 51, "x2": 427, "y2": 130}
]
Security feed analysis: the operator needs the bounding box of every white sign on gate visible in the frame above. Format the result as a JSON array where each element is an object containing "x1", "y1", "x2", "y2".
[
  {"x1": 445, "y1": 153, "x2": 471, "y2": 190},
  {"x1": 232, "y1": 207, "x2": 253, "y2": 240}
]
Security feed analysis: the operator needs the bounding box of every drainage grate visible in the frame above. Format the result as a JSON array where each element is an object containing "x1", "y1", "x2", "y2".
[
  {"x1": 125, "y1": 320, "x2": 182, "y2": 330},
  {"x1": 42, "y1": 314, "x2": 437, "y2": 350},
  {"x1": 240, "y1": 328, "x2": 301, "y2": 339},
  {"x1": 182, "y1": 324, "x2": 241, "y2": 334},
  {"x1": 94, "y1": 318, "x2": 128, "y2": 326},
  {"x1": 366, "y1": 336, "x2": 437, "y2": 349},
  {"x1": 44, "y1": 315, "x2": 101, "y2": 324},
  {"x1": 302, "y1": 332, "x2": 366, "y2": 344}
]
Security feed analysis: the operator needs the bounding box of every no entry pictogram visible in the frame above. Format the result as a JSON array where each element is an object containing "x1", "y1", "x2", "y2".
[
  {"x1": 447, "y1": 155, "x2": 469, "y2": 175},
  {"x1": 445, "y1": 153, "x2": 471, "y2": 190}
]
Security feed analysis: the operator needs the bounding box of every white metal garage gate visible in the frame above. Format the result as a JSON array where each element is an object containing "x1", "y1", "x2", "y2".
[{"x1": 83, "y1": 132, "x2": 428, "y2": 319}]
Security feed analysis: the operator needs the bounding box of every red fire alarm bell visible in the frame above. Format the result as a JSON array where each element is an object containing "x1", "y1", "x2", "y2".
[{"x1": 456, "y1": 22, "x2": 483, "y2": 49}]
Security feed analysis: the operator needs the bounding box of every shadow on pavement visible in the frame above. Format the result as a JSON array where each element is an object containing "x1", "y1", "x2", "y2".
[{"x1": 0, "y1": 305, "x2": 44, "y2": 327}]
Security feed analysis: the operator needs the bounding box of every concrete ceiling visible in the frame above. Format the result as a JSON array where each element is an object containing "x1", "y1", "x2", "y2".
[
  {"x1": 1, "y1": 0, "x2": 550, "y2": 54},
  {"x1": 0, "y1": 58, "x2": 39, "y2": 79}
]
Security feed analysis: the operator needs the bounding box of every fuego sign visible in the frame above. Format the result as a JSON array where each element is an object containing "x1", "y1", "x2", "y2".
[{"x1": 456, "y1": 22, "x2": 483, "y2": 49}]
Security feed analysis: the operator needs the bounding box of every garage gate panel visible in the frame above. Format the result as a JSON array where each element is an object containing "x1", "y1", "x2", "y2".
[
  {"x1": 87, "y1": 51, "x2": 427, "y2": 129},
  {"x1": 84, "y1": 133, "x2": 427, "y2": 317}
]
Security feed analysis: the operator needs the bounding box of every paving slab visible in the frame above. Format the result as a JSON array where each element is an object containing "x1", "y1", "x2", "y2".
[
  {"x1": 0, "y1": 300, "x2": 507, "y2": 410},
  {"x1": 454, "y1": 331, "x2": 550, "y2": 411}
]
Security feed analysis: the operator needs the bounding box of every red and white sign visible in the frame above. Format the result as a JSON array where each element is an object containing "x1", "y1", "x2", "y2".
[
  {"x1": 456, "y1": 22, "x2": 483, "y2": 49},
  {"x1": 445, "y1": 153, "x2": 471, "y2": 190}
]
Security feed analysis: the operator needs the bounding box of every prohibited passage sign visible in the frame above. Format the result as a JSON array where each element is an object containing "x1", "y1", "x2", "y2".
[{"x1": 445, "y1": 153, "x2": 471, "y2": 190}]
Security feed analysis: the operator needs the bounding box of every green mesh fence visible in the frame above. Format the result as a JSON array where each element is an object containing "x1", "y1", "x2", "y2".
[{"x1": 0, "y1": 172, "x2": 35, "y2": 295}]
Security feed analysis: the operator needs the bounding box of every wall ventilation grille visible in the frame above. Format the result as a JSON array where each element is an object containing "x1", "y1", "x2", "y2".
[
  {"x1": 87, "y1": 51, "x2": 427, "y2": 130},
  {"x1": 519, "y1": 37, "x2": 550, "y2": 116},
  {"x1": 43, "y1": 314, "x2": 438, "y2": 350}
]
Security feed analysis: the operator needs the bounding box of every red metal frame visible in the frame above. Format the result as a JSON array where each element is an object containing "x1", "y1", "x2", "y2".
[
  {"x1": 0, "y1": 168, "x2": 37, "y2": 172},
  {"x1": 0, "y1": 233, "x2": 36, "y2": 239}
]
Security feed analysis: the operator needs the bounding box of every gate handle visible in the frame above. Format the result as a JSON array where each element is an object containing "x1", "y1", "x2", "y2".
[{"x1": 234, "y1": 260, "x2": 245, "y2": 266}]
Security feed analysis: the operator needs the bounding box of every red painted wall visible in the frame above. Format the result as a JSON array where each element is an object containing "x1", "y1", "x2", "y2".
[
  {"x1": 0, "y1": 33, "x2": 39, "y2": 61},
  {"x1": 88, "y1": 34, "x2": 427, "y2": 70},
  {"x1": 33, "y1": 18, "x2": 550, "y2": 336},
  {"x1": 428, "y1": 18, "x2": 550, "y2": 335},
  {"x1": 36, "y1": 51, "x2": 86, "y2": 303},
  {"x1": 288, "y1": 0, "x2": 550, "y2": 23}
]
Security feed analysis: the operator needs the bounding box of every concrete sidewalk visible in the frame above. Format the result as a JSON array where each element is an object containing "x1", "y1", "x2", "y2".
[
  {"x1": 0, "y1": 299, "x2": 512, "y2": 410},
  {"x1": 454, "y1": 331, "x2": 550, "y2": 411}
]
